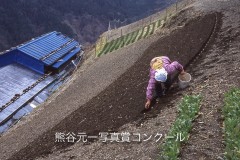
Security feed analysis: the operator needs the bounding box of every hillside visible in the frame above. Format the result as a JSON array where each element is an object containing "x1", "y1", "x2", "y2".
[
  {"x1": 0, "y1": 0, "x2": 239, "y2": 159},
  {"x1": 0, "y1": 0, "x2": 176, "y2": 51}
]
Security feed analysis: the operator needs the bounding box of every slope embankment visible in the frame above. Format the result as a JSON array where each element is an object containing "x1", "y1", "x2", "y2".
[
  {"x1": 32, "y1": 0, "x2": 240, "y2": 159},
  {"x1": 5, "y1": 12, "x2": 219, "y2": 160},
  {"x1": 0, "y1": 11, "x2": 173, "y2": 160}
]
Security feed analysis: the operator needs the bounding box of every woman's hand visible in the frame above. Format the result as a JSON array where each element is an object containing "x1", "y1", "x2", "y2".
[
  {"x1": 180, "y1": 69, "x2": 185, "y2": 75},
  {"x1": 145, "y1": 99, "x2": 151, "y2": 109}
]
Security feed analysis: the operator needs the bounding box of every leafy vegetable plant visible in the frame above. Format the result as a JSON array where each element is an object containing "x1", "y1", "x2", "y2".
[
  {"x1": 223, "y1": 88, "x2": 240, "y2": 159},
  {"x1": 159, "y1": 95, "x2": 202, "y2": 160}
]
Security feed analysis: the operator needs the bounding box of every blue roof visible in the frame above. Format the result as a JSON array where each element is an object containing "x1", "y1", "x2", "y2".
[
  {"x1": 0, "y1": 31, "x2": 82, "y2": 74},
  {"x1": 52, "y1": 47, "x2": 81, "y2": 69},
  {"x1": 18, "y1": 31, "x2": 80, "y2": 66},
  {"x1": 0, "y1": 63, "x2": 56, "y2": 125}
]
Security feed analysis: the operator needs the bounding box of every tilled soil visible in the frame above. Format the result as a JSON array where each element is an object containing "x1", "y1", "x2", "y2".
[
  {"x1": 180, "y1": 0, "x2": 240, "y2": 159},
  {"x1": 8, "y1": 12, "x2": 218, "y2": 160},
  {"x1": 0, "y1": 11, "x2": 164, "y2": 160},
  {"x1": 1, "y1": 0, "x2": 239, "y2": 159}
]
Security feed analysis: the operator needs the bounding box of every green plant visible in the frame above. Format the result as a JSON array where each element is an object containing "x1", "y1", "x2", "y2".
[
  {"x1": 159, "y1": 95, "x2": 202, "y2": 160},
  {"x1": 223, "y1": 88, "x2": 240, "y2": 159}
]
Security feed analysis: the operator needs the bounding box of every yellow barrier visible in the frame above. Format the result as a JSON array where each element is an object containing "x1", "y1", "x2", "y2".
[
  {"x1": 96, "y1": 36, "x2": 107, "y2": 56},
  {"x1": 95, "y1": 0, "x2": 193, "y2": 57}
]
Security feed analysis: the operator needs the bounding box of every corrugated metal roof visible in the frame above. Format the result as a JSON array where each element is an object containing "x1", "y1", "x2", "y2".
[
  {"x1": 18, "y1": 31, "x2": 79, "y2": 66},
  {"x1": 52, "y1": 47, "x2": 81, "y2": 69},
  {"x1": 0, "y1": 63, "x2": 55, "y2": 125}
]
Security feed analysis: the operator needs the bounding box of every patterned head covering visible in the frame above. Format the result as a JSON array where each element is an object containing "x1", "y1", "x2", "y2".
[{"x1": 150, "y1": 57, "x2": 163, "y2": 70}]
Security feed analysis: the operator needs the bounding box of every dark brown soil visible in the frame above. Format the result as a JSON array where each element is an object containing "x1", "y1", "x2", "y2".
[
  {"x1": 9, "y1": 14, "x2": 218, "y2": 160},
  {"x1": 179, "y1": 9, "x2": 239, "y2": 159}
]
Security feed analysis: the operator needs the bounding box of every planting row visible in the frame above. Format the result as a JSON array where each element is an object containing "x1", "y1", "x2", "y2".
[
  {"x1": 159, "y1": 95, "x2": 202, "y2": 159},
  {"x1": 159, "y1": 88, "x2": 240, "y2": 159},
  {"x1": 223, "y1": 88, "x2": 240, "y2": 159}
]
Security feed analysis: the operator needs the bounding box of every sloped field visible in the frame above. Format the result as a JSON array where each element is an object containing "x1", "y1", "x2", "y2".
[
  {"x1": 1, "y1": 0, "x2": 240, "y2": 159},
  {"x1": 8, "y1": 13, "x2": 219, "y2": 160}
]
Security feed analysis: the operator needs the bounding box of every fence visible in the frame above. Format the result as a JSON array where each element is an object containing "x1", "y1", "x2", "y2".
[{"x1": 95, "y1": 0, "x2": 194, "y2": 56}]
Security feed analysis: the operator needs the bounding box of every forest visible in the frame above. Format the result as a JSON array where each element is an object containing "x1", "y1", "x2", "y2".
[{"x1": 0, "y1": 0, "x2": 175, "y2": 51}]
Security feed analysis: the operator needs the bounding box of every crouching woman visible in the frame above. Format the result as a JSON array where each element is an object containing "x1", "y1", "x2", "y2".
[{"x1": 145, "y1": 56, "x2": 185, "y2": 109}]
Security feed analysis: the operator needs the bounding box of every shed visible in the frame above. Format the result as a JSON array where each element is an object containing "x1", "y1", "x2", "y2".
[
  {"x1": 0, "y1": 31, "x2": 83, "y2": 132},
  {"x1": 0, "y1": 31, "x2": 82, "y2": 74}
]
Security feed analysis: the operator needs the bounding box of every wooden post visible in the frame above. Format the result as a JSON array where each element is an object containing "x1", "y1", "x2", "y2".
[
  {"x1": 95, "y1": 40, "x2": 97, "y2": 56},
  {"x1": 176, "y1": 0, "x2": 178, "y2": 11},
  {"x1": 165, "y1": 8, "x2": 168, "y2": 20}
]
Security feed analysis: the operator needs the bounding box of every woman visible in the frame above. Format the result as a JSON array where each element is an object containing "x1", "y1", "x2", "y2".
[{"x1": 145, "y1": 56, "x2": 185, "y2": 109}]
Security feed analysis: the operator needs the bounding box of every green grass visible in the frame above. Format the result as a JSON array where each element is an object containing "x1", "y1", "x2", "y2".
[
  {"x1": 223, "y1": 88, "x2": 240, "y2": 159},
  {"x1": 159, "y1": 95, "x2": 202, "y2": 160}
]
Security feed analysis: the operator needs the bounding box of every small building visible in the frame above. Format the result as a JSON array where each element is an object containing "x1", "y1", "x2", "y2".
[{"x1": 0, "y1": 31, "x2": 84, "y2": 133}]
